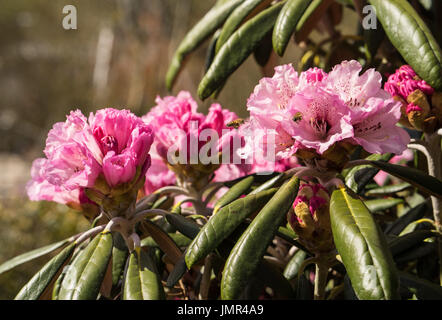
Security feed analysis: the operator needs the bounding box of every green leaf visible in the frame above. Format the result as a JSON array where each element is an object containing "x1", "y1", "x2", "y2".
[
  {"x1": 365, "y1": 183, "x2": 412, "y2": 196},
  {"x1": 364, "y1": 198, "x2": 404, "y2": 213},
  {"x1": 185, "y1": 188, "x2": 277, "y2": 268},
  {"x1": 165, "y1": 213, "x2": 201, "y2": 239},
  {"x1": 221, "y1": 176, "x2": 300, "y2": 299},
  {"x1": 223, "y1": 171, "x2": 281, "y2": 188},
  {"x1": 123, "y1": 249, "x2": 165, "y2": 300},
  {"x1": 283, "y1": 249, "x2": 307, "y2": 281},
  {"x1": 141, "y1": 233, "x2": 192, "y2": 249},
  {"x1": 139, "y1": 220, "x2": 183, "y2": 264},
  {"x1": 165, "y1": 0, "x2": 244, "y2": 90},
  {"x1": 111, "y1": 232, "x2": 129, "y2": 288},
  {"x1": 398, "y1": 271, "x2": 442, "y2": 300},
  {"x1": 394, "y1": 242, "x2": 437, "y2": 264},
  {"x1": 198, "y1": 1, "x2": 285, "y2": 100},
  {"x1": 248, "y1": 172, "x2": 284, "y2": 195},
  {"x1": 166, "y1": 254, "x2": 188, "y2": 288},
  {"x1": 344, "y1": 153, "x2": 393, "y2": 194},
  {"x1": 214, "y1": 175, "x2": 255, "y2": 214},
  {"x1": 368, "y1": 0, "x2": 442, "y2": 90},
  {"x1": 330, "y1": 188, "x2": 400, "y2": 300},
  {"x1": 389, "y1": 230, "x2": 436, "y2": 256},
  {"x1": 216, "y1": 0, "x2": 270, "y2": 53},
  {"x1": 370, "y1": 160, "x2": 442, "y2": 199},
  {"x1": 0, "y1": 237, "x2": 72, "y2": 276},
  {"x1": 256, "y1": 260, "x2": 296, "y2": 299},
  {"x1": 14, "y1": 243, "x2": 76, "y2": 300},
  {"x1": 385, "y1": 200, "x2": 429, "y2": 236},
  {"x1": 57, "y1": 232, "x2": 113, "y2": 300},
  {"x1": 272, "y1": 0, "x2": 311, "y2": 56}
]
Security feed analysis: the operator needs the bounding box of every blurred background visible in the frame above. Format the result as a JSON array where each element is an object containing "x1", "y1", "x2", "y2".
[{"x1": 0, "y1": 0, "x2": 359, "y2": 298}]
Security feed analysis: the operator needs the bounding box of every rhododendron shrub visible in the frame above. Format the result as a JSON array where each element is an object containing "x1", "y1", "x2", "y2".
[{"x1": 4, "y1": 0, "x2": 442, "y2": 301}]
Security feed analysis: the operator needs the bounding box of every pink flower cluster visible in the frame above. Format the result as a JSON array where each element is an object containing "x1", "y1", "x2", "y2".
[
  {"x1": 384, "y1": 65, "x2": 434, "y2": 115},
  {"x1": 27, "y1": 109, "x2": 153, "y2": 207},
  {"x1": 242, "y1": 60, "x2": 410, "y2": 160},
  {"x1": 142, "y1": 91, "x2": 298, "y2": 193}
]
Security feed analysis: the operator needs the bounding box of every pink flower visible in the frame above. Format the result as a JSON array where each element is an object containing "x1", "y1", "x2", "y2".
[
  {"x1": 384, "y1": 65, "x2": 434, "y2": 100},
  {"x1": 144, "y1": 143, "x2": 177, "y2": 194},
  {"x1": 243, "y1": 60, "x2": 410, "y2": 160},
  {"x1": 284, "y1": 85, "x2": 354, "y2": 154},
  {"x1": 27, "y1": 108, "x2": 153, "y2": 206},
  {"x1": 143, "y1": 91, "x2": 244, "y2": 179}
]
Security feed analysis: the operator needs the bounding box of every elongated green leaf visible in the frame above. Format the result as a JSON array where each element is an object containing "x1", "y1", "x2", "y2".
[
  {"x1": 166, "y1": 254, "x2": 188, "y2": 288},
  {"x1": 364, "y1": 198, "x2": 404, "y2": 213},
  {"x1": 370, "y1": 161, "x2": 442, "y2": 199},
  {"x1": 257, "y1": 260, "x2": 296, "y2": 299},
  {"x1": 389, "y1": 230, "x2": 436, "y2": 256},
  {"x1": 385, "y1": 200, "x2": 429, "y2": 236},
  {"x1": 58, "y1": 232, "x2": 113, "y2": 300},
  {"x1": 185, "y1": 188, "x2": 277, "y2": 268},
  {"x1": 272, "y1": 0, "x2": 311, "y2": 56},
  {"x1": 365, "y1": 183, "x2": 412, "y2": 196},
  {"x1": 112, "y1": 232, "x2": 129, "y2": 288},
  {"x1": 141, "y1": 233, "x2": 192, "y2": 249},
  {"x1": 165, "y1": 214, "x2": 201, "y2": 239},
  {"x1": 283, "y1": 249, "x2": 307, "y2": 281},
  {"x1": 395, "y1": 242, "x2": 437, "y2": 264},
  {"x1": 198, "y1": 2, "x2": 285, "y2": 100},
  {"x1": 221, "y1": 176, "x2": 300, "y2": 299},
  {"x1": 223, "y1": 171, "x2": 280, "y2": 188},
  {"x1": 165, "y1": 0, "x2": 244, "y2": 90},
  {"x1": 399, "y1": 271, "x2": 442, "y2": 300},
  {"x1": 249, "y1": 173, "x2": 284, "y2": 195},
  {"x1": 216, "y1": 0, "x2": 270, "y2": 53},
  {"x1": 14, "y1": 243, "x2": 76, "y2": 300},
  {"x1": 140, "y1": 220, "x2": 182, "y2": 264},
  {"x1": 344, "y1": 153, "x2": 393, "y2": 194},
  {"x1": 123, "y1": 249, "x2": 165, "y2": 300},
  {"x1": 330, "y1": 188, "x2": 400, "y2": 300},
  {"x1": 368, "y1": 0, "x2": 442, "y2": 90},
  {"x1": 214, "y1": 176, "x2": 255, "y2": 214},
  {"x1": 0, "y1": 237, "x2": 72, "y2": 275}
]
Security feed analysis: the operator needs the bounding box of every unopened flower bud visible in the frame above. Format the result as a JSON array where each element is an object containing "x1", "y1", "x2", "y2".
[{"x1": 288, "y1": 183, "x2": 334, "y2": 253}]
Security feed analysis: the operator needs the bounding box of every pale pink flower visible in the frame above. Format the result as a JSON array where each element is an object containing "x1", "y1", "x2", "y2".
[
  {"x1": 284, "y1": 86, "x2": 354, "y2": 154},
  {"x1": 144, "y1": 143, "x2": 176, "y2": 194}
]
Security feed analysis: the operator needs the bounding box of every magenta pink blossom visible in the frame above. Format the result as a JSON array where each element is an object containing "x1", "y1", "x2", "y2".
[{"x1": 27, "y1": 108, "x2": 153, "y2": 206}]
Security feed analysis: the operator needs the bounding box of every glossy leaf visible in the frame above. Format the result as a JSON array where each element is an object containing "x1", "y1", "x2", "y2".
[
  {"x1": 123, "y1": 249, "x2": 165, "y2": 300},
  {"x1": 330, "y1": 188, "x2": 400, "y2": 300},
  {"x1": 283, "y1": 249, "x2": 307, "y2": 281},
  {"x1": 185, "y1": 188, "x2": 277, "y2": 268},
  {"x1": 248, "y1": 172, "x2": 284, "y2": 195},
  {"x1": 216, "y1": 0, "x2": 270, "y2": 53},
  {"x1": 165, "y1": 0, "x2": 243, "y2": 90},
  {"x1": 272, "y1": 0, "x2": 311, "y2": 56},
  {"x1": 198, "y1": 2, "x2": 285, "y2": 100},
  {"x1": 165, "y1": 213, "x2": 201, "y2": 239},
  {"x1": 370, "y1": 160, "x2": 442, "y2": 199},
  {"x1": 364, "y1": 198, "x2": 404, "y2": 213},
  {"x1": 15, "y1": 243, "x2": 76, "y2": 300},
  {"x1": 111, "y1": 232, "x2": 129, "y2": 288},
  {"x1": 214, "y1": 176, "x2": 255, "y2": 214},
  {"x1": 368, "y1": 0, "x2": 442, "y2": 90},
  {"x1": 398, "y1": 271, "x2": 442, "y2": 300},
  {"x1": 221, "y1": 176, "x2": 300, "y2": 299},
  {"x1": 57, "y1": 232, "x2": 113, "y2": 300},
  {"x1": 389, "y1": 230, "x2": 436, "y2": 256},
  {"x1": 384, "y1": 200, "x2": 429, "y2": 236},
  {"x1": 141, "y1": 233, "x2": 192, "y2": 249},
  {"x1": 0, "y1": 237, "x2": 72, "y2": 276},
  {"x1": 365, "y1": 183, "x2": 412, "y2": 196},
  {"x1": 139, "y1": 220, "x2": 182, "y2": 264},
  {"x1": 345, "y1": 153, "x2": 393, "y2": 194}
]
